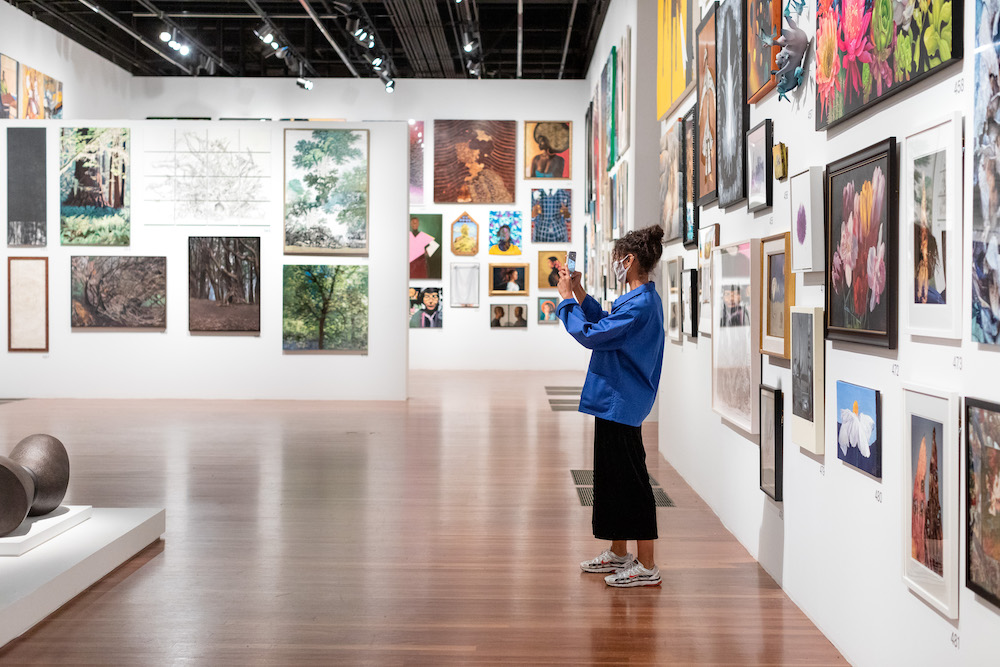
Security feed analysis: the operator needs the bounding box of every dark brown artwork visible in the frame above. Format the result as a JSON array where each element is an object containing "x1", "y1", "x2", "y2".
[
  {"x1": 189, "y1": 237, "x2": 261, "y2": 332},
  {"x1": 433, "y1": 120, "x2": 516, "y2": 203},
  {"x1": 71, "y1": 256, "x2": 166, "y2": 328}
]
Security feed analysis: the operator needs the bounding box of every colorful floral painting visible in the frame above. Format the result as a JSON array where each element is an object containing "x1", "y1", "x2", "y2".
[
  {"x1": 825, "y1": 139, "x2": 897, "y2": 348},
  {"x1": 814, "y1": 0, "x2": 962, "y2": 129},
  {"x1": 836, "y1": 380, "x2": 882, "y2": 478}
]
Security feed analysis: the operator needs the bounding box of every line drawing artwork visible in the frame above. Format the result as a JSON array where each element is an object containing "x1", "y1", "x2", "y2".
[{"x1": 142, "y1": 128, "x2": 270, "y2": 227}]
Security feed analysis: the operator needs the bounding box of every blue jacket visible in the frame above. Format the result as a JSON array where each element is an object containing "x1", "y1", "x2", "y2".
[{"x1": 557, "y1": 282, "x2": 664, "y2": 427}]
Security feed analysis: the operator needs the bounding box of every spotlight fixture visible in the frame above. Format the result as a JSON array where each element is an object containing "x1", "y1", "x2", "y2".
[
  {"x1": 372, "y1": 56, "x2": 383, "y2": 70},
  {"x1": 463, "y1": 39, "x2": 477, "y2": 53},
  {"x1": 296, "y1": 77, "x2": 314, "y2": 91},
  {"x1": 385, "y1": 79, "x2": 395, "y2": 93},
  {"x1": 367, "y1": 38, "x2": 375, "y2": 49},
  {"x1": 179, "y1": 45, "x2": 190, "y2": 56},
  {"x1": 159, "y1": 30, "x2": 171, "y2": 42}
]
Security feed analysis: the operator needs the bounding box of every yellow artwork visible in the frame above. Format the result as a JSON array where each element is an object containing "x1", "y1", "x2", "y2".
[{"x1": 657, "y1": 0, "x2": 695, "y2": 120}]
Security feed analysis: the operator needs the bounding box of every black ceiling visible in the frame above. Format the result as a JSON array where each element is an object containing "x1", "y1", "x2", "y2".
[{"x1": 6, "y1": 0, "x2": 611, "y2": 80}]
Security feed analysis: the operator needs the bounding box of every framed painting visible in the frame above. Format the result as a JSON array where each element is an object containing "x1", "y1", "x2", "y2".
[
  {"x1": 760, "y1": 232, "x2": 794, "y2": 357},
  {"x1": 682, "y1": 107, "x2": 700, "y2": 248},
  {"x1": 451, "y1": 212, "x2": 479, "y2": 256},
  {"x1": 525, "y1": 121, "x2": 571, "y2": 179},
  {"x1": 902, "y1": 383, "x2": 958, "y2": 619},
  {"x1": 488, "y1": 263, "x2": 529, "y2": 296},
  {"x1": 71, "y1": 256, "x2": 166, "y2": 329},
  {"x1": 409, "y1": 287, "x2": 442, "y2": 328},
  {"x1": 660, "y1": 118, "x2": 684, "y2": 242},
  {"x1": 602, "y1": 48, "x2": 617, "y2": 168},
  {"x1": 189, "y1": 237, "x2": 261, "y2": 333},
  {"x1": 19, "y1": 65, "x2": 42, "y2": 119},
  {"x1": 815, "y1": 0, "x2": 963, "y2": 130},
  {"x1": 716, "y1": 0, "x2": 749, "y2": 208},
  {"x1": 711, "y1": 239, "x2": 761, "y2": 434},
  {"x1": 538, "y1": 251, "x2": 568, "y2": 289},
  {"x1": 489, "y1": 211, "x2": 523, "y2": 255},
  {"x1": 760, "y1": 384, "x2": 783, "y2": 501},
  {"x1": 666, "y1": 257, "x2": 683, "y2": 342},
  {"x1": 681, "y1": 268, "x2": 699, "y2": 338},
  {"x1": 696, "y1": 6, "x2": 719, "y2": 206},
  {"x1": 790, "y1": 167, "x2": 825, "y2": 272},
  {"x1": 8, "y1": 257, "x2": 48, "y2": 352},
  {"x1": 836, "y1": 380, "x2": 881, "y2": 478},
  {"x1": 747, "y1": 119, "x2": 773, "y2": 213},
  {"x1": 790, "y1": 306, "x2": 824, "y2": 454},
  {"x1": 60, "y1": 128, "x2": 130, "y2": 246},
  {"x1": 433, "y1": 120, "x2": 516, "y2": 203},
  {"x1": 747, "y1": 0, "x2": 780, "y2": 103},
  {"x1": 490, "y1": 304, "x2": 528, "y2": 328},
  {"x1": 282, "y1": 265, "x2": 368, "y2": 352},
  {"x1": 409, "y1": 120, "x2": 424, "y2": 205},
  {"x1": 284, "y1": 129, "x2": 369, "y2": 255},
  {"x1": 538, "y1": 297, "x2": 560, "y2": 324},
  {"x1": 7, "y1": 128, "x2": 47, "y2": 247},
  {"x1": 903, "y1": 114, "x2": 962, "y2": 340},
  {"x1": 450, "y1": 263, "x2": 480, "y2": 308},
  {"x1": 1, "y1": 54, "x2": 18, "y2": 119},
  {"x1": 616, "y1": 29, "x2": 631, "y2": 159},
  {"x1": 698, "y1": 224, "x2": 720, "y2": 334},
  {"x1": 824, "y1": 138, "x2": 898, "y2": 348},
  {"x1": 974, "y1": 2, "x2": 1000, "y2": 344},
  {"x1": 585, "y1": 103, "x2": 594, "y2": 209},
  {"x1": 408, "y1": 213, "x2": 442, "y2": 279},
  {"x1": 966, "y1": 397, "x2": 1000, "y2": 610},
  {"x1": 531, "y1": 189, "x2": 572, "y2": 243},
  {"x1": 657, "y1": 0, "x2": 697, "y2": 119}
]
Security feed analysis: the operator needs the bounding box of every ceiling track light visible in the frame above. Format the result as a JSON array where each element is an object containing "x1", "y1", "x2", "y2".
[{"x1": 296, "y1": 77, "x2": 314, "y2": 91}]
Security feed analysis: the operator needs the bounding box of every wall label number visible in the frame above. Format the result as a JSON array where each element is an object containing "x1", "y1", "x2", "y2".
[
  {"x1": 820, "y1": 464, "x2": 826, "y2": 477},
  {"x1": 892, "y1": 364, "x2": 900, "y2": 376},
  {"x1": 954, "y1": 80, "x2": 965, "y2": 94},
  {"x1": 953, "y1": 356, "x2": 963, "y2": 370},
  {"x1": 875, "y1": 489, "x2": 883, "y2": 504},
  {"x1": 951, "y1": 632, "x2": 960, "y2": 649}
]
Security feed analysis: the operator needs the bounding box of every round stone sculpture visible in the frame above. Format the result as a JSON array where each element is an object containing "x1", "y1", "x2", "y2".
[{"x1": 0, "y1": 434, "x2": 70, "y2": 537}]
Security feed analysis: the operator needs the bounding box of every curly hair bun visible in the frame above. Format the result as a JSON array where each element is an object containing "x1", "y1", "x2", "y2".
[{"x1": 614, "y1": 225, "x2": 665, "y2": 273}]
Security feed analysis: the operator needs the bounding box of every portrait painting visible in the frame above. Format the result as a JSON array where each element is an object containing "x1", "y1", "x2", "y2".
[
  {"x1": 525, "y1": 121, "x2": 571, "y2": 179},
  {"x1": 1, "y1": 54, "x2": 18, "y2": 119},
  {"x1": 434, "y1": 120, "x2": 516, "y2": 203},
  {"x1": 836, "y1": 380, "x2": 881, "y2": 478},
  {"x1": 825, "y1": 138, "x2": 898, "y2": 348},
  {"x1": 974, "y1": 2, "x2": 1000, "y2": 345},
  {"x1": 531, "y1": 188, "x2": 572, "y2": 243},
  {"x1": 410, "y1": 120, "x2": 424, "y2": 205},
  {"x1": 966, "y1": 397, "x2": 1000, "y2": 610},
  {"x1": 450, "y1": 263, "x2": 480, "y2": 308},
  {"x1": 451, "y1": 212, "x2": 479, "y2": 256},
  {"x1": 19, "y1": 65, "x2": 42, "y2": 119},
  {"x1": 716, "y1": 0, "x2": 749, "y2": 208},
  {"x1": 682, "y1": 107, "x2": 699, "y2": 248},
  {"x1": 747, "y1": 0, "x2": 779, "y2": 102},
  {"x1": 409, "y1": 287, "x2": 442, "y2": 329},
  {"x1": 538, "y1": 251, "x2": 568, "y2": 290},
  {"x1": 489, "y1": 211, "x2": 523, "y2": 255},
  {"x1": 538, "y1": 297, "x2": 560, "y2": 324},
  {"x1": 71, "y1": 256, "x2": 166, "y2": 329},
  {"x1": 656, "y1": 0, "x2": 697, "y2": 119},
  {"x1": 747, "y1": 119, "x2": 772, "y2": 212},
  {"x1": 790, "y1": 306, "x2": 824, "y2": 454},
  {"x1": 284, "y1": 129, "x2": 369, "y2": 255},
  {"x1": 760, "y1": 232, "x2": 793, "y2": 357},
  {"x1": 7, "y1": 128, "x2": 47, "y2": 247},
  {"x1": 282, "y1": 265, "x2": 368, "y2": 353},
  {"x1": 490, "y1": 304, "x2": 528, "y2": 328},
  {"x1": 408, "y1": 213, "x2": 442, "y2": 280},
  {"x1": 696, "y1": 7, "x2": 719, "y2": 205},
  {"x1": 60, "y1": 128, "x2": 131, "y2": 246},
  {"x1": 489, "y1": 263, "x2": 529, "y2": 296},
  {"x1": 189, "y1": 237, "x2": 261, "y2": 333},
  {"x1": 660, "y1": 119, "x2": 683, "y2": 242},
  {"x1": 790, "y1": 168, "x2": 825, "y2": 272},
  {"x1": 8, "y1": 257, "x2": 48, "y2": 352},
  {"x1": 760, "y1": 385, "x2": 783, "y2": 501}
]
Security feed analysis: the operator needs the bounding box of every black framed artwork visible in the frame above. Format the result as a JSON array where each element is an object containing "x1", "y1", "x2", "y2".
[
  {"x1": 695, "y1": 5, "x2": 718, "y2": 207},
  {"x1": 746, "y1": 119, "x2": 773, "y2": 213},
  {"x1": 760, "y1": 384, "x2": 782, "y2": 501},
  {"x1": 682, "y1": 106, "x2": 699, "y2": 248},
  {"x1": 966, "y1": 397, "x2": 1000, "y2": 610},
  {"x1": 716, "y1": 0, "x2": 749, "y2": 208}
]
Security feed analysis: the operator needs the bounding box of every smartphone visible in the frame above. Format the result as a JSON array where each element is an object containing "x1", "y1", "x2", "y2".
[{"x1": 567, "y1": 251, "x2": 576, "y2": 273}]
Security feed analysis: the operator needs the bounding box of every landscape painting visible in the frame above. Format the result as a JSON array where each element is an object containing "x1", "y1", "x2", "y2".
[
  {"x1": 188, "y1": 237, "x2": 260, "y2": 332},
  {"x1": 60, "y1": 127, "x2": 131, "y2": 245},
  {"x1": 71, "y1": 256, "x2": 166, "y2": 328},
  {"x1": 7, "y1": 128, "x2": 47, "y2": 247},
  {"x1": 282, "y1": 264, "x2": 368, "y2": 352},
  {"x1": 836, "y1": 380, "x2": 882, "y2": 478},
  {"x1": 284, "y1": 129, "x2": 369, "y2": 255},
  {"x1": 433, "y1": 120, "x2": 516, "y2": 203}
]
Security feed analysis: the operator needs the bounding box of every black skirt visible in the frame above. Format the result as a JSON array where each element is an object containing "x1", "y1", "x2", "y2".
[{"x1": 592, "y1": 417, "x2": 658, "y2": 541}]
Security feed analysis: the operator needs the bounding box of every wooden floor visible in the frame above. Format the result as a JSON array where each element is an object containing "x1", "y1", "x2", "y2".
[{"x1": 0, "y1": 371, "x2": 843, "y2": 665}]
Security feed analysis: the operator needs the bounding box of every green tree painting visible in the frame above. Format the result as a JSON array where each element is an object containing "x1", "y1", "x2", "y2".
[
  {"x1": 284, "y1": 129, "x2": 369, "y2": 255},
  {"x1": 282, "y1": 264, "x2": 368, "y2": 352},
  {"x1": 60, "y1": 127, "x2": 130, "y2": 245}
]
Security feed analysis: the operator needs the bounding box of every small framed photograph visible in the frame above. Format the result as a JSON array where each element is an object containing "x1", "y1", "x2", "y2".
[
  {"x1": 760, "y1": 232, "x2": 794, "y2": 358},
  {"x1": 790, "y1": 306, "x2": 824, "y2": 455},
  {"x1": 760, "y1": 384, "x2": 783, "y2": 501},
  {"x1": 488, "y1": 263, "x2": 529, "y2": 296},
  {"x1": 746, "y1": 119, "x2": 773, "y2": 212},
  {"x1": 836, "y1": 380, "x2": 882, "y2": 478},
  {"x1": 681, "y1": 269, "x2": 698, "y2": 338},
  {"x1": 490, "y1": 303, "x2": 528, "y2": 328},
  {"x1": 538, "y1": 297, "x2": 560, "y2": 324}
]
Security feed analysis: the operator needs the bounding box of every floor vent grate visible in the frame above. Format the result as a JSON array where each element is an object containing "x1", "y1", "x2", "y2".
[{"x1": 571, "y1": 470, "x2": 673, "y2": 507}]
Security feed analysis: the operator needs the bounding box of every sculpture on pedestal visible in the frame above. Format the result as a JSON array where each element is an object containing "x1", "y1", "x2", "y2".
[{"x1": 0, "y1": 434, "x2": 70, "y2": 537}]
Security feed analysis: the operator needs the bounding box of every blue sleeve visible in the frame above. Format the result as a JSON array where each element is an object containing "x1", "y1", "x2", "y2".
[
  {"x1": 579, "y1": 294, "x2": 607, "y2": 323},
  {"x1": 558, "y1": 299, "x2": 639, "y2": 351}
]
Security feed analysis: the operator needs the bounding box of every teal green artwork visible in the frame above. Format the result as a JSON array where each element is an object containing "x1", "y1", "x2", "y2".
[
  {"x1": 60, "y1": 127, "x2": 130, "y2": 245},
  {"x1": 282, "y1": 264, "x2": 368, "y2": 352}
]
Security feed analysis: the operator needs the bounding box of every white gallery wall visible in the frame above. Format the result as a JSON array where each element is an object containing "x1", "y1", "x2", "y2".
[{"x1": 657, "y1": 2, "x2": 999, "y2": 665}]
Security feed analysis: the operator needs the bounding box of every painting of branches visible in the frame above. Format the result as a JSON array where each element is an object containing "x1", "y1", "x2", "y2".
[
  {"x1": 284, "y1": 129, "x2": 369, "y2": 255},
  {"x1": 283, "y1": 265, "x2": 368, "y2": 352},
  {"x1": 60, "y1": 127, "x2": 130, "y2": 245},
  {"x1": 189, "y1": 237, "x2": 260, "y2": 332},
  {"x1": 71, "y1": 256, "x2": 166, "y2": 328}
]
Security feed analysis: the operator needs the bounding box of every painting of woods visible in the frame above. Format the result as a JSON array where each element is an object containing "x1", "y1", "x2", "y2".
[
  {"x1": 71, "y1": 256, "x2": 166, "y2": 328},
  {"x1": 282, "y1": 265, "x2": 368, "y2": 353},
  {"x1": 284, "y1": 129, "x2": 369, "y2": 255},
  {"x1": 60, "y1": 127, "x2": 130, "y2": 246},
  {"x1": 189, "y1": 237, "x2": 260, "y2": 332}
]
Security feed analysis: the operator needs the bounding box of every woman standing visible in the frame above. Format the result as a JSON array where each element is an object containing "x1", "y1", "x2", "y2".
[{"x1": 556, "y1": 225, "x2": 665, "y2": 587}]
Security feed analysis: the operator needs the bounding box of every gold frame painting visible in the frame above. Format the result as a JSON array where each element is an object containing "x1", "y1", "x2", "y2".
[
  {"x1": 760, "y1": 232, "x2": 794, "y2": 358},
  {"x1": 488, "y1": 263, "x2": 530, "y2": 297}
]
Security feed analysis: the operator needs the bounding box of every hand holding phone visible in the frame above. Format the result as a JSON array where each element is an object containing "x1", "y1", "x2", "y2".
[{"x1": 567, "y1": 251, "x2": 577, "y2": 274}]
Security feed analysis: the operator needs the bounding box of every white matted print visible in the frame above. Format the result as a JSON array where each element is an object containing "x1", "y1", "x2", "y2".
[
  {"x1": 790, "y1": 306, "x2": 824, "y2": 454},
  {"x1": 790, "y1": 167, "x2": 824, "y2": 272},
  {"x1": 698, "y1": 224, "x2": 719, "y2": 335},
  {"x1": 8, "y1": 257, "x2": 48, "y2": 351},
  {"x1": 903, "y1": 114, "x2": 962, "y2": 340}
]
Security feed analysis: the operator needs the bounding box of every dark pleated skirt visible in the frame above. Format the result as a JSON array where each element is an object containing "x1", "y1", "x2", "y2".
[{"x1": 592, "y1": 417, "x2": 658, "y2": 541}]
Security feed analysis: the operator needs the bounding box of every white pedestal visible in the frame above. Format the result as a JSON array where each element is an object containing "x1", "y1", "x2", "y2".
[
  {"x1": 0, "y1": 507, "x2": 165, "y2": 648},
  {"x1": 0, "y1": 506, "x2": 93, "y2": 556}
]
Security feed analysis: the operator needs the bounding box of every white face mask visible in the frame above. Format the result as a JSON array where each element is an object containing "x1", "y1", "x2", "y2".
[{"x1": 613, "y1": 255, "x2": 632, "y2": 284}]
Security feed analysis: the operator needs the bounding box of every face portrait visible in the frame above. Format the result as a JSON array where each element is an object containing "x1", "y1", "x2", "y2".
[
  {"x1": 514, "y1": 306, "x2": 524, "y2": 318},
  {"x1": 494, "y1": 306, "x2": 504, "y2": 318},
  {"x1": 542, "y1": 301, "x2": 554, "y2": 314},
  {"x1": 548, "y1": 257, "x2": 559, "y2": 269},
  {"x1": 499, "y1": 225, "x2": 511, "y2": 242},
  {"x1": 410, "y1": 217, "x2": 420, "y2": 232},
  {"x1": 422, "y1": 290, "x2": 439, "y2": 310}
]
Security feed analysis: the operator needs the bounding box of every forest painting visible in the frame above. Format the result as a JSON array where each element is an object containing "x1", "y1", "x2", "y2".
[
  {"x1": 282, "y1": 265, "x2": 368, "y2": 353},
  {"x1": 71, "y1": 256, "x2": 166, "y2": 328},
  {"x1": 189, "y1": 237, "x2": 260, "y2": 332},
  {"x1": 284, "y1": 129, "x2": 369, "y2": 255},
  {"x1": 60, "y1": 127, "x2": 130, "y2": 246}
]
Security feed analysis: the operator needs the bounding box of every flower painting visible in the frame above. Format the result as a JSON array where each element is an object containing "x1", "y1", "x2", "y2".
[
  {"x1": 966, "y1": 398, "x2": 1000, "y2": 609},
  {"x1": 716, "y1": 0, "x2": 749, "y2": 208},
  {"x1": 814, "y1": 0, "x2": 962, "y2": 129},
  {"x1": 836, "y1": 380, "x2": 882, "y2": 478},
  {"x1": 825, "y1": 139, "x2": 898, "y2": 348},
  {"x1": 696, "y1": 8, "x2": 719, "y2": 205},
  {"x1": 790, "y1": 168, "x2": 825, "y2": 271}
]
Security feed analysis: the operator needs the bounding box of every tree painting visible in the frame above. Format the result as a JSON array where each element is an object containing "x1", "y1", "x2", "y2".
[
  {"x1": 189, "y1": 237, "x2": 260, "y2": 332},
  {"x1": 71, "y1": 256, "x2": 166, "y2": 328},
  {"x1": 284, "y1": 129, "x2": 369, "y2": 255},
  {"x1": 282, "y1": 265, "x2": 368, "y2": 352},
  {"x1": 60, "y1": 127, "x2": 130, "y2": 245}
]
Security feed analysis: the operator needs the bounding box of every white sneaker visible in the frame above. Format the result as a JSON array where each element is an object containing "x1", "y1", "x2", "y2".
[
  {"x1": 580, "y1": 549, "x2": 635, "y2": 573},
  {"x1": 605, "y1": 561, "x2": 661, "y2": 587}
]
